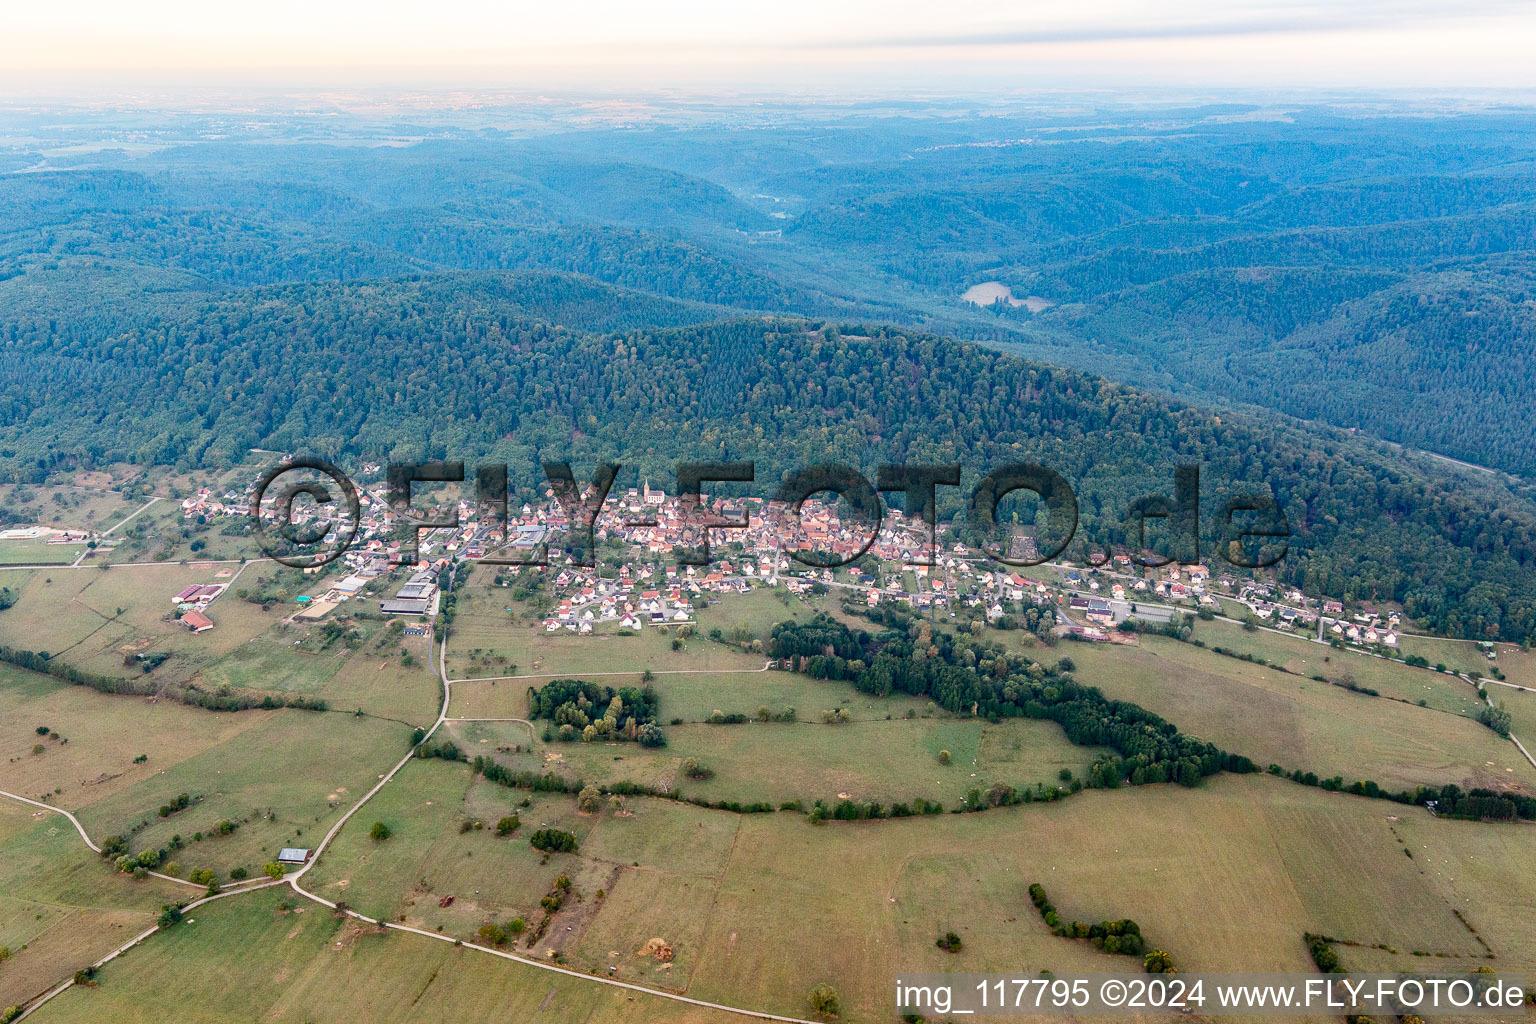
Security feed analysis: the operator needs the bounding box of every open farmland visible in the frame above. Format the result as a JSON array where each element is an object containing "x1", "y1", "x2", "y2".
[
  {"x1": 101, "y1": 500, "x2": 255, "y2": 565},
  {"x1": 1191, "y1": 618, "x2": 1490, "y2": 717},
  {"x1": 448, "y1": 665, "x2": 930, "y2": 722},
  {"x1": 0, "y1": 483, "x2": 138, "y2": 535},
  {"x1": 0, "y1": 540, "x2": 85, "y2": 567},
  {"x1": 72, "y1": 711, "x2": 411, "y2": 880},
  {"x1": 1067, "y1": 635, "x2": 1535, "y2": 794},
  {"x1": 170, "y1": 768, "x2": 1536, "y2": 1024},
  {"x1": 444, "y1": 576, "x2": 771, "y2": 679},
  {"x1": 0, "y1": 563, "x2": 281, "y2": 686},
  {"x1": 25, "y1": 886, "x2": 748, "y2": 1024},
  {"x1": 0, "y1": 801, "x2": 183, "y2": 1011},
  {"x1": 0, "y1": 663, "x2": 268, "y2": 811},
  {"x1": 303, "y1": 760, "x2": 595, "y2": 935},
  {"x1": 197, "y1": 618, "x2": 439, "y2": 724}
]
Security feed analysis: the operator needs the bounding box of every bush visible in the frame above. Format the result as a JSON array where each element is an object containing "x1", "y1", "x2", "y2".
[
  {"x1": 936, "y1": 931, "x2": 963, "y2": 952},
  {"x1": 369, "y1": 821, "x2": 391, "y2": 841},
  {"x1": 478, "y1": 922, "x2": 514, "y2": 946},
  {"x1": 262, "y1": 862, "x2": 286, "y2": 879},
  {"x1": 495, "y1": 816, "x2": 520, "y2": 836},
  {"x1": 808, "y1": 983, "x2": 841, "y2": 1018},
  {"x1": 1305, "y1": 934, "x2": 1341, "y2": 973}
]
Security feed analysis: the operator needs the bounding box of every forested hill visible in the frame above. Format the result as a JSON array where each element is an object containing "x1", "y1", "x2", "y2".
[
  {"x1": 5, "y1": 110, "x2": 1536, "y2": 473},
  {"x1": 1, "y1": 278, "x2": 1533, "y2": 643}
]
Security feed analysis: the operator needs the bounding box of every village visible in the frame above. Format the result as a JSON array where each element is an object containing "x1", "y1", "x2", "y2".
[{"x1": 156, "y1": 464, "x2": 1441, "y2": 666}]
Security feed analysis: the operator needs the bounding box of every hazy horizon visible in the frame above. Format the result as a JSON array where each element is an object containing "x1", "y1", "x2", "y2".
[{"x1": 5, "y1": 0, "x2": 1536, "y2": 95}]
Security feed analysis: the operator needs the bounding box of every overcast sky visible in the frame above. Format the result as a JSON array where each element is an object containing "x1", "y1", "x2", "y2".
[{"x1": 5, "y1": 0, "x2": 1535, "y2": 92}]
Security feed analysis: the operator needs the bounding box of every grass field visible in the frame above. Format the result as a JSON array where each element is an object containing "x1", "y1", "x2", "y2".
[
  {"x1": 101, "y1": 501, "x2": 256, "y2": 565},
  {"x1": 9, "y1": 559, "x2": 1536, "y2": 1024},
  {"x1": 316, "y1": 639, "x2": 441, "y2": 725},
  {"x1": 1489, "y1": 646, "x2": 1536, "y2": 688},
  {"x1": 447, "y1": 615, "x2": 764, "y2": 680},
  {"x1": 446, "y1": 653, "x2": 1107, "y2": 808},
  {"x1": 444, "y1": 572, "x2": 799, "y2": 680},
  {"x1": 304, "y1": 759, "x2": 597, "y2": 940},
  {"x1": 0, "y1": 484, "x2": 137, "y2": 535},
  {"x1": 165, "y1": 772, "x2": 1536, "y2": 1024},
  {"x1": 449, "y1": 666, "x2": 933, "y2": 722},
  {"x1": 1396, "y1": 633, "x2": 1503, "y2": 678},
  {"x1": 1193, "y1": 618, "x2": 1488, "y2": 717},
  {"x1": 0, "y1": 540, "x2": 85, "y2": 567},
  {"x1": 0, "y1": 663, "x2": 267, "y2": 811},
  {"x1": 197, "y1": 619, "x2": 439, "y2": 725},
  {"x1": 0, "y1": 801, "x2": 183, "y2": 1010},
  {"x1": 73, "y1": 711, "x2": 412, "y2": 881},
  {"x1": 677, "y1": 775, "x2": 1536, "y2": 1022},
  {"x1": 465, "y1": 715, "x2": 1103, "y2": 808},
  {"x1": 27, "y1": 886, "x2": 748, "y2": 1024},
  {"x1": 1068, "y1": 635, "x2": 1534, "y2": 794},
  {"x1": 1495, "y1": 685, "x2": 1536, "y2": 746}
]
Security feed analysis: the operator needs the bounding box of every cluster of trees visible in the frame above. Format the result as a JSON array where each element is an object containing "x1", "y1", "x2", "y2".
[
  {"x1": 769, "y1": 617, "x2": 865, "y2": 665},
  {"x1": 1306, "y1": 933, "x2": 1342, "y2": 973},
  {"x1": 414, "y1": 738, "x2": 464, "y2": 762},
  {"x1": 806, "y1": 796, "x2": 946, "y2": 823},
  {"x1": 477, "y1": 917, "x2": 527, "y2": 946},
  {"x1": 1479, "y1": 704, "x2": 1512, "y2": 737},
  {"x1": 807, "y1": 984, "x2": 841, "y2": 1019},
  {"x1": 157, "y1": 793, "x2": 194, "y2": 818},
  {"x1": 472, "y1": 757, "x2": 581, "y2": 794},
  {"x1": 477, "y1": 918, "x2": 526, "y2": 946},
  {"x1": 1433, "y1": 787, "x2": 1536, "y2": 822},
  {"x1": 528, "y1": 678, "x2": 662, "y2": 745},
  {"x1": 1029, "y1": 884, "x2": 1148, "y2": 956},
  {"x1": 113, "y1": 847, "x2": 165, "y2": 878},
  {"x1": 529, "y1": 828, "x2": 578, "y2": 853}
]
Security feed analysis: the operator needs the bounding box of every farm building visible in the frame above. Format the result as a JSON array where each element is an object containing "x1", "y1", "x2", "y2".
[
  {"x1": 180, "y1": 610, "x2": 215, "y2": 633},
  {"x1": 381, "y1": 571, "x2": 439, "y2": 615}
]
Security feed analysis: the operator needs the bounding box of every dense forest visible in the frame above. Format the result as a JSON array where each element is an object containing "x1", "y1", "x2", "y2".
[{"x1": 4, "y1": 105, "x2": 1534, "y2": 482}]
